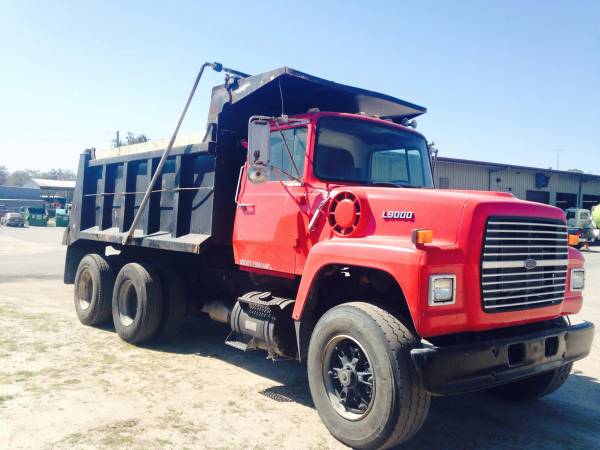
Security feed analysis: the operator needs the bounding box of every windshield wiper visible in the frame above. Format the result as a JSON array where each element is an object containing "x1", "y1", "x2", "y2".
[
  {"x1": 368, "y1": 181, "x2": 400, "y2": 187},
  {"x1": 368, "y1": 181, "x2": 418, "y2": 188}
]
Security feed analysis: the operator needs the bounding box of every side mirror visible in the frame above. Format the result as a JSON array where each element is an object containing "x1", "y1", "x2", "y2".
[{"x1": 247, "y1": 116, "x2": 271, "y2": 183}]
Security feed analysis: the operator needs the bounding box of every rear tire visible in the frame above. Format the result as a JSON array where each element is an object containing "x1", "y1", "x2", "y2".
[
  {"x1": 73, "y1": 254, "x2": 114, "y2": 325},
  {"x1": 489, "y1": 363, "x2": 573, "y2": 401},
  {"x1": 307, "y1": 302, "x2": 430, "y2": 449},
  {"x1": 154, "y1": 264, "x2": 187, "y2": 340},
  {"x1": 112, "y1": 263, "x2": 164, "y2": 344}
]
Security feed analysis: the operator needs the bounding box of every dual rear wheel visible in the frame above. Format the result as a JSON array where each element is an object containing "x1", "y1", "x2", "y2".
[{"x1": 73, "y1": 253, "x2": 186, "y2": 344}]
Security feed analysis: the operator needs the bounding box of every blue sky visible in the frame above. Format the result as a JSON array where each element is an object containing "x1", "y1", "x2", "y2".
[{"x1": 0, "y1": 1, "x2": 598, "y2": 173}]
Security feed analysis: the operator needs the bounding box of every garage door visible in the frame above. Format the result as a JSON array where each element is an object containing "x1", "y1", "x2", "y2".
[
  {"x1": 526, "y1": 190, "x2": 550, "y2": 204},
  {"x1": 583, "y1": 194, "x2": 600, "y2": 211}
]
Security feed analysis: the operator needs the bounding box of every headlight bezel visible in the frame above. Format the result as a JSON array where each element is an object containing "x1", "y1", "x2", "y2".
[
  {"x1": 570, "y1": 268, "x2": 585, "y2": 292},
  {"x1": 428, "y1": 274, "x2": 456, "y2": 306}
]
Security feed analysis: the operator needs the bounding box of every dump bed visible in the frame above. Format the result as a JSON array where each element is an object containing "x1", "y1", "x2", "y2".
[{"x1": 67, "y1": 139, "x2": 241, "y2": 254}]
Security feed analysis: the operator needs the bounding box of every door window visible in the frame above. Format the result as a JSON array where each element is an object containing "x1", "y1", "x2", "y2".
[{"x1": 268, "y1": 127, "x2": 307, "y2": 181}]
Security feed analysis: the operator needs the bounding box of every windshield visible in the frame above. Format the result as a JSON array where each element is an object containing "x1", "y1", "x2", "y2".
[{"x1": 314, "y1": 116, "x2": 434, "y2": 188}]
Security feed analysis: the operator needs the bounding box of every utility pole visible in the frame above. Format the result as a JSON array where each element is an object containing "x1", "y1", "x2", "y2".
[
  {"x1": 555, "y1": 149, "x2": 566, "y2": 170},
  {"x1": 116, "y1": 130, "x2": 121, "y2": 147}
]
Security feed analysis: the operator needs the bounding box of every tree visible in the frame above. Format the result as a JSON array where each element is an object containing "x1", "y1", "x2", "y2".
[
  {"x1": 0, "y1": 167, "x2": 76, "y2": 186},
  {"x1": 39, "y1": 168, "x2": 76, "y2": 180},
  {"x1": 112, "y1": 131, "x2": 149, "y2": 147},
  {"x1": 126, "y1": 132, "x2": 149, "y2": 145},
  {"x1": 0, "y1": 165, "x2": 7, "y2": 185},
  {"x1": 6, "y1": 170, "x2": 31, "y2": 186}
]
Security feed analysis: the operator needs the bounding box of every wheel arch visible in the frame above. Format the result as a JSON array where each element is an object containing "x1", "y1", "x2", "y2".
[
  {"x1": 294, "y1": 241, "x2": 423, "y2": 361},
  {"x1": 64, "y1": 240, "x2": 108, "y2": 284}
]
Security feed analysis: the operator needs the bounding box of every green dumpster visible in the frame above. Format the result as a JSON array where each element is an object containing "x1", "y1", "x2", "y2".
[
  {"x1": 55, "y1": 208, "x2": 69, "y2": 227},
  {"x1": 25, "y1": 207, "x2": 49, "y2": 226}
]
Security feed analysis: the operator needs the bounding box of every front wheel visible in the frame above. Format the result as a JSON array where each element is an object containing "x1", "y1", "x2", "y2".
[
  {"x1": 307, "y1": 303, "x2": 430, "y2": 449},
  {"x1": 488, "y1": 363, "x2": 572, "y2": 401}
]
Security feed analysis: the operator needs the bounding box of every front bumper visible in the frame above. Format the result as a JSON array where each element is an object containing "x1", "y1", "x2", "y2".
[{"x1": 411, "y1": 321, "x2": 594, "y2": 396}]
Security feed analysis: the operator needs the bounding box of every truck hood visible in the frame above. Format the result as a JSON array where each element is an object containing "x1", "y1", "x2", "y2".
[{"x1": 337, "y1": 187, "x2": 566, "y2": 246}]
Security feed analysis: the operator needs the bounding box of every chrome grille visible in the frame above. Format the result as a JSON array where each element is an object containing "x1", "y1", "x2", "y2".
[{"x1": 481, "y1": 217, "x2": 568, "y2": 312}]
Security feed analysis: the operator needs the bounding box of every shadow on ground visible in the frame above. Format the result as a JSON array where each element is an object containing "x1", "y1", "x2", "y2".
[{"x1": 103, "y1": 317, "x2": 600, "y2": 448}]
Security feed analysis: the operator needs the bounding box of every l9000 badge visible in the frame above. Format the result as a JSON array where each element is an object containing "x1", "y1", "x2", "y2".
[{"x1": 382, "y1": 211, "x2": 414, "y2": 220}]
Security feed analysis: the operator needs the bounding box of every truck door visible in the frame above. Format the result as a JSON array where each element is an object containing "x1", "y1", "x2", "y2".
[{"x1": 233, "y1": 126, "x2": 308, "y2": 275}]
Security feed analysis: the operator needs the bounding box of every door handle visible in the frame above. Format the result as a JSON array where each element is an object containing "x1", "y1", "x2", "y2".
[{"x1": 237, "y1": 203, "x2": 254, "y2": 209}]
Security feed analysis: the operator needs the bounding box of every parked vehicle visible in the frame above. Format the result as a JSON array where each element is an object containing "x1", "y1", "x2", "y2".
[
  {"x1": 1, "y1": 212, "x2": 25, "y2": 227},
  {"x1": 63, "y1": 64, "x2": 594, "y2": 449},
  {"x1": 566, "y1": 207, "x2": 597, "y2": 247},
  {"x1": 55, "y1": 208, "x2": 70, "y2": 227},
  {"x1": 592, "y1": 204, "x2": 600, "y2": 240},
  {"x1": 24, "y1": 207, "x2": 49, "y2": 226}
]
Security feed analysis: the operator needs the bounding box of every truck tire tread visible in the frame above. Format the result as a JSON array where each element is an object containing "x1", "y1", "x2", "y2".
[
  {"x1": 73, "y1": 253, "x2": 114, "y2": 325},
  {"x1": 307, "y1": 301, "x2": 430, "y2": 449},
  {"x1": 112, "y1": 262, "x2": 164, "y2": 344},
  {"x1": 153, "y1": 263, "x2": 187, "y2": 340},
  {"x1": 349, "y1": 302, "x2": 430, "y2": 447},
  {"x1": 489, "y1": 362, "x2": 573, "y2": 401}
]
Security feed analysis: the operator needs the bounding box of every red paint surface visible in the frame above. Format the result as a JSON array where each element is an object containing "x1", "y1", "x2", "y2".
[
  {"x1": 333, "y1": 198, "x2": 355, "y2": 228},
  {"x1": 232, "y1": 112, "x2": 585, "y2": 338}
]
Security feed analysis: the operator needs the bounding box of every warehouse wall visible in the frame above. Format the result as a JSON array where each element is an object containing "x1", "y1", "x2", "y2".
[{"x1": 435, "y1": 160, "x2": 600, "y2": 210}]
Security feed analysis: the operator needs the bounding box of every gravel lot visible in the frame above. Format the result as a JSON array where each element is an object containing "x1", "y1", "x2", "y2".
[{"x1": 1, "y1": 226, "x2": 599, "y2": 449}]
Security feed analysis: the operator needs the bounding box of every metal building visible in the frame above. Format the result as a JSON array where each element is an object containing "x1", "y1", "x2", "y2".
[
  {"x1": 0, "y1": 186, "x2": 44, "y2": 214},
  {"x1": 435, "y1": 157, "x2": 600, "y2": 210},
  {"x1": 22, "y1": 178, "x2": 76, "y2": 204}
]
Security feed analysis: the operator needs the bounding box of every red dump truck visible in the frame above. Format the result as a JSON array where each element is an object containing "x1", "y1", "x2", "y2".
[{"x1": 64, "y1": 63, "x2": 594, "y2": 449}]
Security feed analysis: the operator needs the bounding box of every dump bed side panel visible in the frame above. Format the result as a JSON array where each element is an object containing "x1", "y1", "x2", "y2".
[{"x1": 68, "y1": 142, "x2": 239, "y2": 254}]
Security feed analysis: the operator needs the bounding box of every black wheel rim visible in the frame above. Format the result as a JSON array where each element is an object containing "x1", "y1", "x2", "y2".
[{"x1": 322, "y1": 335, "x2": 375, "y2": 420}]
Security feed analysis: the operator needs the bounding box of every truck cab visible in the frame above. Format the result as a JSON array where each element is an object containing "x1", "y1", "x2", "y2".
[
  {"x1": 234, "y1": 112, "x2": 432, "y2": 276},
  {"x1": 233, "y1": 111, "x2": 587, "y2": 337}
]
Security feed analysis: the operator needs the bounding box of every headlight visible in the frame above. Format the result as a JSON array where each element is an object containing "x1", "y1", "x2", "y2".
[
  {"x1": 429, "y1": 274, "x2": 456, "y2": 305},
  {"x1": 570, "y1": 269, "x2": 585, "y2": 291}
]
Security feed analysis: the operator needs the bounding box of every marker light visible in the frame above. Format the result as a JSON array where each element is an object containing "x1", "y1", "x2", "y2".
[
  {"x1": 568, "y1": 234, "x2": 580, "y2": 246},
  {"x1": 412, "y1": 229, "x2": 433, "y2": 245}
]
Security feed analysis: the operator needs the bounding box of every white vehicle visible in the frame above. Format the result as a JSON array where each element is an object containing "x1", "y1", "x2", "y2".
[{"x1": 566, "y1": 208, "x2": 597, "y2": 245}]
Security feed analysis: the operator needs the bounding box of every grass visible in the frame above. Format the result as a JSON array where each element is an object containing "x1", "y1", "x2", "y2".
[{"x1": 0, "y1": 394, "x2": 16, "y2": 405}]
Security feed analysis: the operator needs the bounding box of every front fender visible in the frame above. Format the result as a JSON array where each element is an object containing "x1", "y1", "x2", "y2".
[{"x1": 293, "y1": 237, "x2": 424, "y2": 327}]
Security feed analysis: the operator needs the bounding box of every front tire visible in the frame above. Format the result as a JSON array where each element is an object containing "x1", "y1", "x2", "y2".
[
  {"x1": 112, "y1": 263, "x2": 164, "y2": 344},
  {"x1": 489, "y1": 363, "x2": 573, "y2": 401},
  {"x1": 307, "y1": 303, "x2": 430, "y2": 449}
]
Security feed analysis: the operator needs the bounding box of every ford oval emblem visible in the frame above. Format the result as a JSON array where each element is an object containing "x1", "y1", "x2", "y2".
[{"x1": 524, "y1": 258, "x2": 537, "y2": 270}]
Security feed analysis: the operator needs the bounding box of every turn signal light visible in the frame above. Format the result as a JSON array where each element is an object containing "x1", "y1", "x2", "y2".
[
  {"x1": 412, "y1": 229, "x2": 433, "y2": 245},
  {"x1": 568, "y1": 234, "x2": 580, "y2": 246}
]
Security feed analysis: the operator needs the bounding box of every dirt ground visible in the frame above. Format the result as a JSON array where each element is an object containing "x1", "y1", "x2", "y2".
[{"x1": 1, "y1": 226, "x2": 599, "y2": 449}]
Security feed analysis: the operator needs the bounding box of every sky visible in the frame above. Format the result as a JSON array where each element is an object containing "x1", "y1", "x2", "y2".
[{"x1": 0, "y1": 1, "x2": 598, "y2": 173}]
